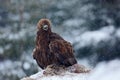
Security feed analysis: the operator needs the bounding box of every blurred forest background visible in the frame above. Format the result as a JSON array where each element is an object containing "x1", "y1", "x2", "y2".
[{"x1": 0, "y1": 0, "x2": 120, "y2": 80}]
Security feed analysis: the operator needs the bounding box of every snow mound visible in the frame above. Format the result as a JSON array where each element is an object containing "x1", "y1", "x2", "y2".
[
  {"x1": 21, "y1": 64, "x2": 90, "y2": 80},
  {"x1": 21, "y1": 59, "x2": 120, "y2": 80},
  {"x1": 22, "y1": 71, "x2": 89, "y2": 80},
  {"x1": 88, "y1": 59, "x2": 120, "y2": 80}
]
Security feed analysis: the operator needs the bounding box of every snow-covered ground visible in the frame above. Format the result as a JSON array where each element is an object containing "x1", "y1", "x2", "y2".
[
  {"x1": 88, "y1": 59, "x2": 120, "y2": 80},
  {"x1": 28, "y1": 71, "x2": 88, "y2": 80},
  {"x1": 21, "y1": 59, "x2": 120, "y2": 80}
]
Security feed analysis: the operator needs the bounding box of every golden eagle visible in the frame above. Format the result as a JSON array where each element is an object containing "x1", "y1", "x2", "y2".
[{"x1": 33, "y1": 19, "x2": 77, "y2": 69}]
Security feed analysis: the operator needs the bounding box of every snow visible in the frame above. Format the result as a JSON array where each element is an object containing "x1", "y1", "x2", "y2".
[
  {"x1": 78, "y1": 59, "x2": 92, "y2": 69},
  {"x1": 0, "y1": 53, "x2": 38, "y2": 79},
  {"x1": 55, "y1": 11, "x2": 66, "y2": 17},
  {"x1": 29, "y1": 71, "x2": 89, "y2": 80},
  {"x1": 1, "y1": 0, "x2": 120, "y2": 80},
  {"x1": 63, "y1": 19, "x2": 85, "y2": 27},
  {"x1": 88, "y1": 59, "x2": 120, "y2": 80},
  {"x1": 22, "y1": 59, "x2": 120, "y2": 80},
  {"x1": 73, "y1": 26, "x2": 115, "y2": 48},
  {"x1": 0, "y1": 60, "x2": 26, "y2": 78},
  {"x1": 9, "y1": 14, "x2": 20, "y2": 21},
  {"x1": 23, "y1": 62, "x2": 31, "y2": 70},
  {"x1": 0, "y1": 25, "x2": 35, "y2": 41},
  {"x1": 0, "y1": 47, "x2": 4, "y2": 54},
  {"x1": 9, "y1": 12, "x2": 30, "y2": 21},
  {"x1": 63, "y1": 25, "x2": 116, "y2": 48},
  {"x1": 115, "y1": 28, "x2": 120, "y2": 38},
  {"x1": 8, "y1": 29, "x2": 27, "y2": 40}
]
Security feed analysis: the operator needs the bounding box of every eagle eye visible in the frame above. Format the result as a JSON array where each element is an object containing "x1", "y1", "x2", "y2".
[{"x1": 42, "y1": 25, "x2": 48, "y2": 31}]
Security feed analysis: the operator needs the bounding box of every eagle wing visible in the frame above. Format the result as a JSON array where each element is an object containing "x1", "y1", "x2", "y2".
[{"x1": 49, "y1": 39, "x2": 77, "y2": 67}]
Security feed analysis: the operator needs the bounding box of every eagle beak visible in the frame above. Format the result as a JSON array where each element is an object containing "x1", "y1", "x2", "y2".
[{"x1": 43, "y1": 25, "x2": 48, "y2": 31}]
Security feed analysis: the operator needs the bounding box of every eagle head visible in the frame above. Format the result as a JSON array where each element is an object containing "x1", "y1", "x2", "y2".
[{"x1": 37, "y1": 19, "x2": 51, "y2": 32}]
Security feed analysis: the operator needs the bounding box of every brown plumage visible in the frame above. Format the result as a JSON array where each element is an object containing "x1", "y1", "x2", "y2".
[{"x1": 33, "y1": 19, "x2": 77, "y2": 69}]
